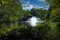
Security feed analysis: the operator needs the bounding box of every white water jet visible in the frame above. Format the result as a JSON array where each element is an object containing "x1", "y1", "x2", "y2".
[{"x1": 26, "y1": 16, "x2": 44, "y2": 27}]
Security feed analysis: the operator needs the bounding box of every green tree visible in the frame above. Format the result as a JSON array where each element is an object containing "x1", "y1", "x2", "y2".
[
  {"x1": 46, "y1": 0, "x2": 60, "y2": 22},
  {"x1": 50, "y1": 8, "x2": 60, "y2": 22},
  {"x1": 0, "y1": 0, "x2": 23, "y2": 34}
]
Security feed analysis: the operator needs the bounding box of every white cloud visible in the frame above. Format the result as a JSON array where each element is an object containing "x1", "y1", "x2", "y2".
[
  {"x1": 34, "y1": 5, "x2": 44, "y2": 9},
  {"x1": 22, "y1": 2, "x2": 34, "y2": 10},
  {"x1": 22, "y1": 1, "x2": 48, "y2": 10},
  {"x1": 23, "y1": 5, "x2": 34, "y2": 10},
  {"x1": 22, "y1": 2, "x2": 29, "y2": 7},
  {"x1": 25, "y1": 2, "x2": 29, "y2": 6},
  {"x1": 38, "y1": 0, "x2": 46, "y2": 2},
  {"x1": 29, "y1": 5, "x2": 34, "y2": 9}
]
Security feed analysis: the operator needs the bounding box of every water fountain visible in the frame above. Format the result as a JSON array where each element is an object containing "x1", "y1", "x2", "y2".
[{"x1": 26, "y1": 16, "x2": 44, "y2": 27}]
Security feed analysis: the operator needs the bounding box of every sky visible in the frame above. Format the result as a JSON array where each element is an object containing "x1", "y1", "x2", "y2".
[{"x1": 20, "y1": 0, "x2": 50, "y2": 10}]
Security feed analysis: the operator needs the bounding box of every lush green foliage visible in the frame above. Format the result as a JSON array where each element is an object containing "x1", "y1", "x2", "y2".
[{"x1": 0, "y1": 0, "x2": 60, "y2": 40}]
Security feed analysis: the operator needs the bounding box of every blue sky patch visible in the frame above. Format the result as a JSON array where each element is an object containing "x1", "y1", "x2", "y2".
[{"x1": 20, "y1": 0, "x2": 49, "y2": 10}]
